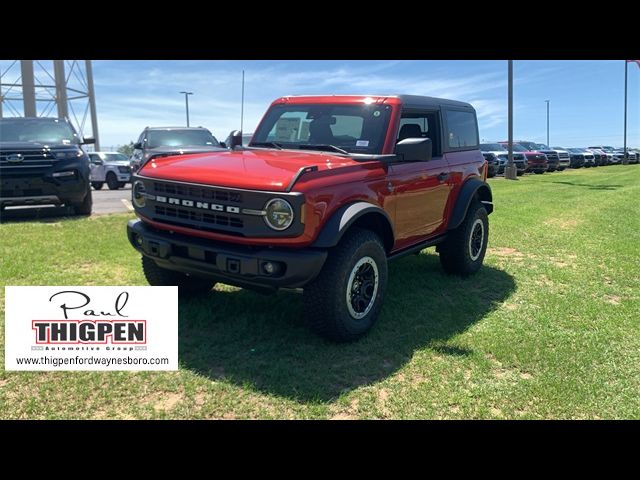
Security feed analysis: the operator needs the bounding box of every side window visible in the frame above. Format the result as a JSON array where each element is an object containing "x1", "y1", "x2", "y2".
[
  {"x1": 88, "y1": 154, "x2": 98, "y2": 163},
  {"x1": 444, "y1": 110, "x2": 478, "y2": 149},
  {"x1": 397, "y1": 110, "x2": 441, "y2": 157}
]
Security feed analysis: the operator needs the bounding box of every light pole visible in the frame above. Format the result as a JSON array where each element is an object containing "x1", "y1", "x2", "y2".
[
  {"x1": 505, "y1": 60, "x2": 517, "y2": 180},
  {"x1": 545, "y1": 99, "x2": 550, "y2": 146},
  {"x1": 180, "y1": 91, "x2": 193, "y2": 127}
]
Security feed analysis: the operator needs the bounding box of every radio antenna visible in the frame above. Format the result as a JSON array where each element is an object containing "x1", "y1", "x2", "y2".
[{"x1": 240, "y1": 69, "x2": 245, "y2": 134}]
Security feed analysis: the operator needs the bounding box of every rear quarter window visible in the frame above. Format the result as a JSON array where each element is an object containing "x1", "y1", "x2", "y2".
[{"x1": 444, "y1": 110, "x2": 478, "y2": 150}]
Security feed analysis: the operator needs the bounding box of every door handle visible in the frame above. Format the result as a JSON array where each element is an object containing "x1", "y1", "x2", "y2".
[{"x1": 437, "y1": 172, "x2": 449, "y2": 182}]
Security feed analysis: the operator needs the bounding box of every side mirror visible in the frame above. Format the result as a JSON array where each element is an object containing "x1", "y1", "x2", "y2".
[
  {"x1": 92, "y1": 159, "x2": 104, "y2": 165},
  {"x1": 133, "y1": 142, "x2": 143, "y2": 150},
  {"x1": 219, "y1": 141, "x2": 227, "y2": 148},
  {"x1": 82, "y1": 137, "x2": 96, "y2": 145},
  {"x1": 226, "y1": 130, "x2": 243, "y2": 150},
  {"x1": 395, "y1": 137, "x2": 432, "y2": 162}
]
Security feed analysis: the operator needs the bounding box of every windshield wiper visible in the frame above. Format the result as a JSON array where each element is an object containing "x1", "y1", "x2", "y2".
[
  {"x1": 249, "y1": 141, "x2": 283, "y2": 150},
  {"x1": 296, "y1": 144, "x2": 349, "y2": 154}
]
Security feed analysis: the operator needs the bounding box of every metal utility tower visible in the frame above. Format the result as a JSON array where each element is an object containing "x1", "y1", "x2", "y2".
[{"x1": 0, "y1": 60, "x2": 100, "y2": 150}]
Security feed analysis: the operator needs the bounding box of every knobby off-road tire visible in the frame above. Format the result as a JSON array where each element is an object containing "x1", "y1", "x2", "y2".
[
  {"x1": 303, "y1": 228, "x2": 388, "y2": 342},
  {"x1": 71, "y1": 189, "x2": 92, "y2": 216},
  {"x1": 142, "y1": 256, "x2": 216, "y2": 294},
  {"x1": 107, "y1": 172, "x2": 120, "y2": 190},
  {"x1": 439, "y1": 201, "x2": 489, "y2": 276}
]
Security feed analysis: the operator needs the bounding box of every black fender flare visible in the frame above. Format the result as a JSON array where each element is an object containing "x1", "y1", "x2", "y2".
[
  {"x1": 447, "y1": 178, "x2": 493, "y2": 230},
  {"x1": 312, "y1": 202, "x2": 394, "y2": 250}
]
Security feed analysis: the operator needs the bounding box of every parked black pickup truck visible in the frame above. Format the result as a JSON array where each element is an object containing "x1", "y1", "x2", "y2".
[{"x1": 0, "y1": 117, "x2": 93, "y2": 215}]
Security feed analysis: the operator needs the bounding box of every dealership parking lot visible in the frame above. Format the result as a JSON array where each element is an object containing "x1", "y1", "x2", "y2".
[{"x1": 1, "y1": 166, "x2": 639, "y2": 419}]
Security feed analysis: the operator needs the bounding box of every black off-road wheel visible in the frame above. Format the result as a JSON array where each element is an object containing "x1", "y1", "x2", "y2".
[
  {"x1": 142, "y1": 256, "x2": 216, "y2": 294},
  {"x1": 107, "y1": 172, "x2": 120, "y2": 190},
  {"x1": 70, "y1": 189, "x2": 92, "y2": 216},
  {"x1": 91, "y1": 182, "x2": 104, "y2": 190},
  {"x1": 439, "y1": 201, "x2": 488, "y2": 276},
  {"x1": 303, "y1": 228, "x2": 388, "y2": 342}
]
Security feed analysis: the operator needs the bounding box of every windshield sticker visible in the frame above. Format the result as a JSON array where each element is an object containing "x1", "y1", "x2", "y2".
[
  {"x1": 356, "y1": 140, "x2": 369, "y2": 147},
  {"x1": 373, "y1": 111, "x2": 381, "y2": 117},
  {"x1": 275, "y1": 118, "x2": 301, "y2": 142},
  {"x1": 62, "y1": 139, "x2": 71, "y2": 144}
]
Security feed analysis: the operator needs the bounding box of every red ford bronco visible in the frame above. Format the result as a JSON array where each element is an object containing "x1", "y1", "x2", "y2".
[{"x1": 127, "y1": 95, "x2": 493, "y2": 341}]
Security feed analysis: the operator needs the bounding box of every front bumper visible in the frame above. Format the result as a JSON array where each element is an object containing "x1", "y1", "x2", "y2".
[
  {"x1": 127, "y1": 219, "x2": 328, "y2": 290},
  {"x1": 0, "y1": 172, "x2": 88, "y2": 207}
]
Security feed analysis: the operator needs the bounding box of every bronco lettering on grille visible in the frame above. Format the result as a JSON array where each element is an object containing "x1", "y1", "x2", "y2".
[{"x1": 155, "y1": 195, "x2": 239, "y2": 214}]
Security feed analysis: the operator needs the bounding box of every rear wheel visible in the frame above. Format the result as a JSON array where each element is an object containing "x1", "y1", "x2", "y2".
[
  {"x1": 303, "y1": 228, "x2": 388, "y2": 342},
  {"x1": 439, "y1": 201, "x2": 488, "y2": 276},
  {"x1": 91, "y1": 182, "x2": 104, "y2": 190},
  {"x1": 142, "y1": 256, "x2": 216, "y2": 294},
  {"x1": 107, "y1": 172, "x2": 120, "y2": 190}
]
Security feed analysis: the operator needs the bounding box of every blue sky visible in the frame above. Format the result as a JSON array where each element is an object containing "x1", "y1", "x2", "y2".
[{"x1": 1, "y1": 60, "x2": 638, "y2": 149}]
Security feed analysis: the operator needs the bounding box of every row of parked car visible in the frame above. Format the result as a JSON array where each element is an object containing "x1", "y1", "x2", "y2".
[{"x1": 481, "y1": 141, "x2": 640, "y2": 177}]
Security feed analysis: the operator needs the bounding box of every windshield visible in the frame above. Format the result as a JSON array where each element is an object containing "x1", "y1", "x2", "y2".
[
  {"x1": 146, "y1": 129, "x2": 219, "y2": 149},
  {"x1": 536, "y1": 143, "x2": 550, "y2": 149},
  {"x1": 480, "y1": 143, "x2": 506, "y2": 151},
  {"x1": 502, "y1": 143, "x2": 528, "y2": 152},
  {"x1": 101, "y1": 153, "x2": 129, "y2": 162},
  {"x1": 517, "y1": 141, "x2": 538, "y2": 150},
  {"x1": 251, "y1": 103, "x2": 392, "y2": 154},
  {"x1": 0, "y1": 118, "x2": 79, "y2": 144}
]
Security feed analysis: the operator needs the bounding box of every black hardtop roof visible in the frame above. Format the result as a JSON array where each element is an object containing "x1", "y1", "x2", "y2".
[{"x1": 395, "y1": 94, "x2": 474, "y2": 110}]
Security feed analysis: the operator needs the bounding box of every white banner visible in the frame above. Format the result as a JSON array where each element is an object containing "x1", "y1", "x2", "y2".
[{"x1": 5, "y1": 286, "x2": 178, "y2": 371}]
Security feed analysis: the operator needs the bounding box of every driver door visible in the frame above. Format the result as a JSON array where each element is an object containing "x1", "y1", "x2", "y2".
[
  {"x1": 88, "y1": 153, "x2": 104, "y2": 181},
  {"x1": 389, "y1": 110, "x2": 451, "y2": 244}
]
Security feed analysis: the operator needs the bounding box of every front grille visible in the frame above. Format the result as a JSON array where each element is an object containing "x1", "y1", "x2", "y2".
[
  {"x1": 545, "y1": 154, "x2": 559, "y2": 161},
  {"x1": 0, "y1": 150, "x2": 56, "y2": 176},
  {"x1": 559, "y1": 153, "x2": 569, "y2": 159},
  {"x1": 585, "y1": 155, "x2": 594, "y2": 160},
  {"x1": 154, "y1": 182, "x2": 242, "y2": 203},
  {"x1": 155, "y1": 205, "x2": 243, "y2": 229}
]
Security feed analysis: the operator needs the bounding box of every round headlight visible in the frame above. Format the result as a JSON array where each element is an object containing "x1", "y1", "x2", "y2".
[
  {"x1": 264, "y1": 198, "x2": 294, "y2": 231},
  {"x1": 132, "y1": 180, "x2": 146, "y2": 208}
]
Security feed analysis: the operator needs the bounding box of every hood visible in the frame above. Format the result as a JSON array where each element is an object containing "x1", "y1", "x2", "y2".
[
  {"x1": 0, "y1": 141, "x2": 80, "y2": 151},
  {"x1": 482, "y1": 150, "x2": 508, "y2": 156},
  {"x1": 147, "y1": 145, "x2": 226, "y2": 155},
  {"x1": 105, "y1": 160, "x2": 131, "y2": 166},
  {"x1": 139, "y1": 148, "x2": 360, "y2": 191}
]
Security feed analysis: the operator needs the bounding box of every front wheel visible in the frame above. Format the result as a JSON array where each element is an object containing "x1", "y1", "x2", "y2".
[
  {"x1": 107, "y1": 172, "x2": 120, "y2": 190},
  {"x1": 70, "y1": 189, "x2": 92, "y2": 216},
  {"x1": 439, "y1": 201, "x2": 488, "y2": 276},
  {"x1": 91, "y1": 182, "x2": 104, "y2": 190},
  {"x1": 303, "y1": 228, "x2": 388, "y2": 342},
  {"x1": 141, "y1": 256, "x2": 216, "y2": 294}
]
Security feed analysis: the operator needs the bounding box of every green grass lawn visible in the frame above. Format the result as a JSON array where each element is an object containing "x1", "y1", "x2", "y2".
[{"x1": 1, "y1": 165, "x2": 639, "y2": 419}]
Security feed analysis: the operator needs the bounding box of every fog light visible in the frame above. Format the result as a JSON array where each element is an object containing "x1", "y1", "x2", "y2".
[
  {"x1": 135, "y1": 235, "x2": 143, "y2": 246},
  {"x1": 52, "y1": 171, "x2": 75, "y2": 178},
  {"x1": 263, "y1": 262, "x2": 275, "y2": 274}
]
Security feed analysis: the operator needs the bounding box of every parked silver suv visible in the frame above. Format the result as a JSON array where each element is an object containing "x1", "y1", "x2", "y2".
[{"x1": 88, "y1": 152, "x2": 131, "y2": 190}]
